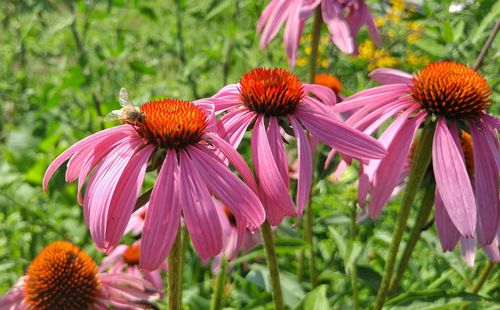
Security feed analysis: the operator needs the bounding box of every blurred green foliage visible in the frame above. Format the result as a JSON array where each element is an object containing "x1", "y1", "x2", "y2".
[{"x1": 0, "y1": 0, "x2": 498, "y2": 308}]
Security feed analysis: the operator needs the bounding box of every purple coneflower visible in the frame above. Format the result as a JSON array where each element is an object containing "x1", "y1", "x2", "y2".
[
  {"x1": 0, "y1": 241, "x2": 159, "y2": 309},
  {"x1": 43, "y1": 98, "x2": 265, "y2": 270},
  {"x1": 100, "y1": 241, "x2": 167, "y2": 296},
  {"x1": 336, "y1": 62, "x2": 499, "y2": 255},
  {"x1": 258, "y1": 0, "x2": 380, "y2": 66},
  {"x1": 212, "y1": 68, "x2": 385, "y2": 225}
]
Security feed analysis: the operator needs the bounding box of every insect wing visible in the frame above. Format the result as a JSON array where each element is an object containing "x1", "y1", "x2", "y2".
[
  {"x1": 104, "y1": 110, "x2": 123, "y2": 122},
  {"x1": 119, "y1": 87, "x2": 134, "y2": 108}
]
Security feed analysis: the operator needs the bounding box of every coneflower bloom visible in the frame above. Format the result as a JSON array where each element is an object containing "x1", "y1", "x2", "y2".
[
  {"x1": 314, "y1": 73, "x2": 344, "y2": 103},
  {"x1": 100, "y1": 242, "x2": 166, "y2": 295},
  {"x1": 336, "y1": 62, "x2": 499, "y2": 252},
  {"x1": 258, "y1": 0, "x2": 380, "y2": 66},
  {"x1": 125, "y1": 205, "x2": 147, "y2": 235},
  {"x1": 0, "y1": 241, "x2": 159, "y2": 309},
  {"x1": 213, "y1": 68, "x2": 385, "y2": 225},
  {"x1": 43, "y1": 98, "x2": 265, "y2": 270}
]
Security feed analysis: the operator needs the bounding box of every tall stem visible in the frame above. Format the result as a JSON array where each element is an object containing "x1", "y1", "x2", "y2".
[
  {"x1": 473, "y1": 18, "x2": 500, "y2": 70},
  {"x1": 373, "y1": 122, "x2": 435, "y2": 310},
  {"x1": 309, "y1": 6, "x2": 322, "y2": 83},
  {"x1": 350, "y1": 202, "x2": 360, "y2": 310},
  {"x1": 305, "y1": 197, "x2": 317, "y2": 287},
  {"x1": 461, "y1": 262, "x2": 496, "y2": 310},
  {"x1": 261, "y1": 220, "x2": 284, "y2": 310},
  {"x1": 389, "y1": 181, "x2": 435, "y2": 293},
  {"x1": 210, "y1": 258, "x2": 228, "y2": 310},
  {"x1": 168, "y1": 227, "x2": 183, "y2": 310}
]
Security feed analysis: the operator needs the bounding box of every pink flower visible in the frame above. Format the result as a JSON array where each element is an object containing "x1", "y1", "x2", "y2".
[
  {"x1": 336, "y1": 62, "x2": 499, "y2": 259},
  {"x1": 44, "y1": 97, "x2": 265, "y2": 270},
  {"x1": 124, "y1": 205, "x2": 147, "y2": 236},
  {"x1": 0, "y1": 241, "x2": 159, "y2": 309},
  {"x1": 212, "y1": 68, "x2": 385, "y2": 225},
  {"x1": 258, "y1": 0, "x2": 380, "y2": 66},
  {"x1": 100, "y1": 241, "x2": 167, "y2": 297}
]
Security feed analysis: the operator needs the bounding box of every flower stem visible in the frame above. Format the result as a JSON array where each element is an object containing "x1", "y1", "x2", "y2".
[
  {"x1": 461, "y1": 261, "x2": 496, "y2": 310},
  {"x1": 473, "y1": 17, "x2": 500, "y2": 70},
  {"x1": 305, "y1": 198, "x2": 318, "y2": 287},
  {"x1": 373, "y1": 122, "x2": 435, "y2": 310},
  {"x1": 210, "y1": 257, "x2": 228, "y2": 310},
  {"x1": 389, "y1": 180, "x2": 435, "y2": 293},
  {"x1": 350, "y1": 201, "x2": 360, "y2": 310},
  {"x1": 168, "y1": 227, "x2": 183, "y2": 310},
  {"x1": 261, "y1": 220, "x2": 284, "y2": 310},
  {"x1": 309, "y1": 6, "x2": 322, "y2": 83}
]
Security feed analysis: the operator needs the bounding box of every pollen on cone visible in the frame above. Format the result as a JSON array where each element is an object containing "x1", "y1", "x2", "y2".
[
  {"x1": 137, "y1": 98, "x2": 207, "y2": 149},
  {"x1": 239, "y1": 68, "x2": 304, "y2": 116},
  {"x1": 411, "y1": 62, "x2": 491, "y2": 118},
  {"x1": 314, "y1": 74, "x2": 342, "y2": 94},
  {"x1": 23, "y1": 241, "x2": 101, "y2": 310}
]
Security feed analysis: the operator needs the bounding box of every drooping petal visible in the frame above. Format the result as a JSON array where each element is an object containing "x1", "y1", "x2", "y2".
[
  {"x1": 259, "y1": 0, "x2": 292, "y2": 49},
  {"x1": 193, "y1": 98, "x2": 216, "y2": 133},
  {"x1": 369, "y1": 68, "x2": 413, "y2": 85},
  {"x1": 303, "y1": 84, "x2": 337, "y2": 106},
  {"x1": 297, "y1": 101, "x2": 385, "y2": 160},
  {"x1": 322, "y1": 0, "x2": 354, "y2": 54},
  {"x1": 469, "y1": 121, "x2": 499, "y2": 245},
  {"x1": 43, "y1": 125, "x2": 133, "y2": 191},
  {"x1": 140, "y1": 149, "x2": 180, "y2": 271},
  {"x1": 267, "y1": 117, "x2": 289, "y2": 189},
  {"x1": 435, "y1": 187, "x2": 460, "y2": 251},
  {"x1": 105, "y1": 145, "x2": 154, "y2": 249},
  {"x1": 432, "y1": 118, "x2": 476, "y2": 238},
  {"x1": 460, "y1": 237, "x2": 476, "y2": 267},
  {"x1": 367, "y1": 112, "x2": 426, "y2": 218},
  {"x1": 251, "y1": 115, "x2": 296, "y2": 225},
  {"x1": 83, "y1": 138, "x2": 143, "y2": 250},
  {"x1": 206, "y1": 132, "x2": 258, "y2": 193},
  {"x1": 188, "y1": 145, "x2": 265, "y2": 230},
  {"x1": 333, "y1": 84, "x2": 410, "y2": 112},
  {"x1": 481, "y1": 113, "x2": 500, "y2": 130},
  {"x1": 284, "y1": 0, "x2": 302, "y2": 67},
  {"x1": 217, "y1": 108, "x2": 255, "y2": 148},
  {"x1": 257, "y1": 0, "x2": 280, "y2": 33},
  {"x1": 289, "y1": 116, "x2": 312, "y2": 224},
  {"x1": 179, "y1": 150, "x2": 223, "y2": 259}
]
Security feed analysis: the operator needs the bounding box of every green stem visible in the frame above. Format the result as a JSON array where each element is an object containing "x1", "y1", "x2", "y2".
[
  {"x1": 350, "y1": 202, "x2": 360, "y2": 310},
  {"x1": 373, "y1": 122, "x2": 435, "y2": 310},
  {"x1": 305, "y1": 199, "x2": 317, "y2": 287},
  {"x1": 261, "y1": 220, "x2": 284, "y2": 310},
  {"x1": 168, "y1": 227, "x2": 183, "y2": 310},
  {"x1": 460, "y1": 262, "x2": 496, "y2": 310},
  {"x1": 389, "y1": 181, "x2": 435, "y2": 293},
  {"x1": 210, "y1": 258, "x2": 228, "y2": 310},
  {"x1": 309, "y1": 6, "x2": 322, "y2": 83}
]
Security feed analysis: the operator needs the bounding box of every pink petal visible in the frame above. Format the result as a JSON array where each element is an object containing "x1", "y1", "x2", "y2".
[
  {"x1": 140, "y1": 149, "x2": 180, "y2": 271},
  {"x1": 322, "y1": 1, "x2": 354, "y2": 54},
  {"x1": 259, "y1": 1, "x2": 292, "y2": 49},
  {"x1": 481, "y1": 113, "x2": 500, "y2": 130},
  {"x1": 460, "y1": 237, "x2": 476, "y2": 267},
  {"x1": 43, "y1": 125, "x2": 133, "y2": 191},
  {"x1": 206, "y1": 132, "x2": 258, "y2": 193},
  {"x1": 369, "y1": 68, "x2": 413, "y2": 85},
  {"x1": 333, "y1": 85, "x2": 410, "y2": 112},
  {"x1": 435, "y1": 187, "x2": 460, "y2": 251},
  {"x1": 290, "y1": 116, "x2": 312, "y2": 224},
  {"x1": 217, "y1": 108, "x2": 255, "y2": 148},
  {"x1": 257, "y1": 0, "x2": 280, "y2": 33},
  {"x1": 432, "y1": 118, "x2": 476, "y2": 238},
  {"x1": 303, "y1": 84, "x2": 337, "y2": 106},
  {"x1": 469, "y1": 121, "x2": 499, "y2": 245},
  {"x1": 367, "y1": 112, "x2": 426, "y2": 218},
  {"x1": 297, "y1": 102, "x2": 385, "y2": 160},
  {"x1": 105, "y1": 145, "x2": 154, "y2": 248},
  {"x1": 188, "y1": 145, "x2": 265, "y2": 230},
  {"x1": 284, "y1": 0, "x2": 302, "y2": 67},
  {"x1": 251, "y1": 115, "x2": 296, "y2": 225},
  {"x1": 84, "y1": 138, "x2": 143, "y2": 250},
  {"x1": 268, "y1": 117, "x2": 289, "y2": 189},
  {"x1": 179, "y1": 150, "x2": 223, "y2": 259}
]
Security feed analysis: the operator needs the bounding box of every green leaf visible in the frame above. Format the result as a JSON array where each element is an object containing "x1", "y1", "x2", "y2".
[
  {"x1": 129, "y1": 60, "x2": 157, "y2": 75},
  {"x1": 303, "y1": 285, "x2": 330, "y2": 310},
  {"x1": 472, "y1": 1, "x2": 500, "y2": 44},
  {"x1": 413, "y1": 39, "x2": 449, "y2": 57},
  {"x1": 386, "y1": 289, "x2": 496, "y2": 309},
  {"x1": 356, "y1": 265, "x2": 382, "y2": 292},
  {"x1": 441, "y1": 21, "x2": 454, "y2": 43}
]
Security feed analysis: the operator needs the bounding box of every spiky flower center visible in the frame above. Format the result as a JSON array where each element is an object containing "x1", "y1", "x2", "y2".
[
  {"x1": 123, "y1": 245, "x2": 141, "y2": 266},
  {"x1": 137, "y1": 99, "x2": 207, "y2": 149},
  {"x1": 411, "y1": 62, "x2": 490, "y2": 118},
  {"x1": 23, "y1": 241, "x2": 100, "y2": 310},
  {"x1": 314, "y1": 74, "x2": 342, "y2": 94},
  {"x1": 239, "y1": 68, "x2": 304, "y2": 116},
  {"x1": 460, "y1": 131, "x2": 474, "y2": 175}
]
